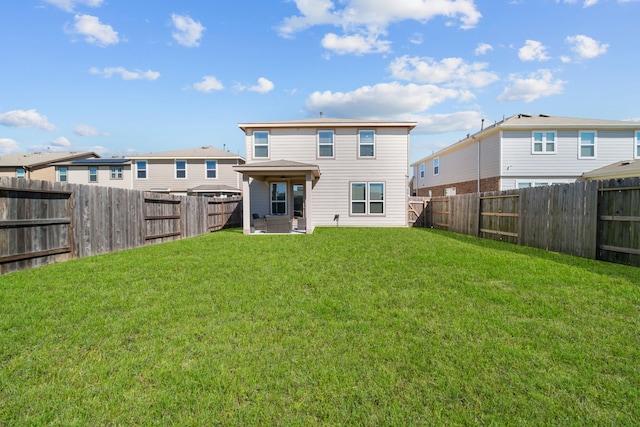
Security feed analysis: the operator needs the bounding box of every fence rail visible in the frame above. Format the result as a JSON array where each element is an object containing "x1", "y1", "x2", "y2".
[
  {"x1": 0, "y1": 177, "x2": 241, "y2": 274},
  {"x1": 415, "y1": 178, "x2": 639, "y2": 267}
]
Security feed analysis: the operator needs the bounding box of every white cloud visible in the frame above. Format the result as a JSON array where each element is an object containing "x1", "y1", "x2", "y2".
[
  {"x1": 51, "y1": 136, "x2": 71, "y2": 147},
  {"x1": 409, "y1": 111, "x2": 483, "y2": 135},
  {"x1": 171, "y1": 14, "x2": 205, "y2": 47},
  {"x1": 74, "y1": 124, "x2": 108, "y2": 136},
  {"x1": 192, "y1": 76, "x2": 224, "y2": 93},
  {"x1": 43, "y1": 0, "x2": 104, "y2": 12},
  {"x1": 497, "y1": 69, "x2": 565, "y2": 103},
  {"x1": 389, "y1": 56, "x2": 499, "y2": 88},
  {"x1": 66, "y1": 14, "x2": 119, "y2": 46},
  {"x1": 305, "y1": 82, "x2": 463, "y2": 117},
  {"x1": 321, "y1": 31, "x2": 391, "y2": 55},
  {"x1": 518, "y1": 40, "x2": 550, "y2": 61},
  {"x1": 566, "y1": 34, "x2": 608, "y2": 59},
  {"x1": 409, "y1": 32, "x2": 423, "y2": 45},
  {"x1": 474, "y1": 43, "x2": 493, "y2": 56},
  {"x1": 0, "y1": 138, "x2": 21, "y2": 155},
  {"x1": 249, "y1": 77, "x2": 275, "y2": 94},
  {"x1": 90, "y1": 67, "x2": 160, "y2": 80},
  {"x1": 0, "y1": 109, "x2": 56, "y2": 131}
]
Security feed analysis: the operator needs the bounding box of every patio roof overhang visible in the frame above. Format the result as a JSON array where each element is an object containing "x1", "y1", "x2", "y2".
[{"x1": 233, "y1": 159, "x2": 321, "y2": 181}]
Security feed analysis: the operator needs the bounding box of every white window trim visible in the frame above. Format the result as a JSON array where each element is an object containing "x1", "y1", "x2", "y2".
[
  {"x1": 350, "y1": 181, "x2": 385, "y2": 216},
  {"x1": 531, "y1": 131, "x2": 557, "y2": 155},
  {"x1": 254, "y1": 131, "x2": 269, "y2": 159},
  {"x1": 578, "y1": 130, "x2": 597, "y2": 160},
  {"x1": 317, "y1": 130, "x2": 335, "y2": 159},
  {"x1": 175, "y1": 160, "x2": 187, "y2": 179},
  {"x1": 420, "y1": 163, "x2": 425, "y2": 179},
  {"x1": 358, "y1": 130, "x2": 375, "y2": 159},
  {"x1": 57, "y1": 167, "x2": 68, "y2": 182},
  {"x1": 135, "y1": 160, "x2": 148, "y2": 180},
  {"x1": 635, "y1": 131, "x2": 640, "y2": 159},
  {"x1": 205, "y1": 160, "x2": 218, "y2": 179},
  {"x1": 110, "y1": 166, "x2": 123, "y2": 180},
  {"x1": 88, "y1": 166, "x2": 98, "y2": 183},
  {"x1": 433, "y1": 157, "x2": 439, "y2": 176}
]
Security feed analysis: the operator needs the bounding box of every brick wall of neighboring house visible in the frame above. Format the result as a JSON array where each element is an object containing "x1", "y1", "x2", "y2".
[{"x1": 416, "y1": 176, "x2": 500, "y2": 197}]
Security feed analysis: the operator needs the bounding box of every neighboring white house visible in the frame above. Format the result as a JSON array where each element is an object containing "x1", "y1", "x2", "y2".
[
  {"x1": 51, "y1": 158, "x2": 132, "y2": 188},
  {"x1": 234, "y1": 118, "x2": 417, "y2": 234},
  {"x1": 127, "y1": 146, "x2": 245, "y2": 197},
  {"x1": 411, "y1": 114, "x2": 640, "y2": 197},
  {"x1": 0, "y1": 151, "x2": 99, "y2": 181}
]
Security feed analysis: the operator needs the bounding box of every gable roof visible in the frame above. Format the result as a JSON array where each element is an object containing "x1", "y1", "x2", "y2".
[
  {"x1": 582, "y1": 160, "x2": 640, "y2": 180},
  {"x1": 411, "y1": 114, "x2": 640, "y2": 166},
  {"x1": 239, "y1": 118, "x2": 417, "y2": 132},
  {"x1": 54, "y1": 158, "x2": 130, "y2": 166},
  {"x1": 0, "y1": 151, "x2": 99, "y2": 168},
  {"x1": 127, "y1": 145, "x2": 244, "y2": 160}
]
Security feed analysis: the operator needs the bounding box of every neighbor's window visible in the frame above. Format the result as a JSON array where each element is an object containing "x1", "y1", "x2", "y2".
[
  {"x1": 89, "y1": 166, "x2": 98, "y2": 183},
  {"x1": 58, "y1": 167, "x2": 68, "y2": 182},
  {"x1": 175, "y1": 160, "x2": 187, "y2": 179},
  {"x1": 318, "y1": 130, "x2": 334, "y2": 158},
  {"x1": 254, "y1": 131, "x2": 269, "y2": 158},
  {"x1": 420, "y1": 163, "x2": 425, "y2": 178},
  {"x1": 636, "y1": 131, "x2": 640, "y2": 159},
  {"x1": 136, "y1": 160, "x2": 147, "y2": 179},
  {"x1": 110, "y1": 166, "x2": 123, "y2": 180},
  {"x1": 271, "y1": 182, "x2": 286, "y2": 215},
  {"x1": 358, "y1": 130, "x2": 375, "y2": 157},
  {"x1": 16, "y1": 168, "x2": 25, "y2": 179},
  {"x1": 517, "y1": 182, "x2": 532, "y2": 189},
  {"x1": 532, "y1": 131, "x2": 556, "y2": 154},
  {"x1": 351, "y1": 182, "x2": 385, "y2": 215},
  {"x1": 579, "y1": 131, "x2": 596, "y2": 159},
  {"x1": 206, "y1": 160, "x2": 217, "y2": 179},
  {"x1": 433, "y1": 157, "x2": 439, "y2": 175}
]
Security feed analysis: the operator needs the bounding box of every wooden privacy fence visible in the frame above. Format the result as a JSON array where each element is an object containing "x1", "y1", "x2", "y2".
[
  {"x1": 0, "y1": 177, "x2": 242, "y2": 274},
  {"x1": 418, "y1": 177, "x2": 639, "y2": 267}
]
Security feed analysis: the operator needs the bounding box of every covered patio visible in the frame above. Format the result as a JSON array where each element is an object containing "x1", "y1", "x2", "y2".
[{"x1": 233, "y1": 160, "x2": 321, "y2": 234}]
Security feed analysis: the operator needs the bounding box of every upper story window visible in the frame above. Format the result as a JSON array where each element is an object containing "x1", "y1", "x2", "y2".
[
  {"x1": 420, "y1": 163, "x2": 425, "y2": 178},
  {"x1": 433, "y1": 157, "x2": 439, "y2": 175},
  {"x1": 351, "y1": 182, "x2": 385, "y2": 215},
  {"x1": 110, "y1": 166, "x2": 123, "y2": 180},
  {"x1": 89, "y1": 166, "x2": 98, "y2": 183},
  {"x1": 206, "y1": 160, "x2": 217, "y2": 179},
  {"x1": 635, "y1": 131, "x2": 639, "y2": 159},
  {"x1": 254, "y1": 131, "x2": 269, "y2": 158},
  {"x1": 358, "y1": 130, "x2": 375, "y2": 158},
  {"x1": 175, "y1": 160, "x2": 187, "y2": 179},
  {"x1": 57, "y1": 167, "x2": 68, "y2": 182},
  {"x1": 579, "y1": 131, "x2": 596, "y2": 159},
  {"x1": 532, "y1": 131, "x2": 556, "y2": 154},
  {"x1": 318, "y1": 130, "x2": 334, "y2": 158},
  {"x1": 16, "y1": 168, "x2": 25, "y2": 179},
  {"x1": 136, "y1": 160, "x2": 147, "y2": 179}
]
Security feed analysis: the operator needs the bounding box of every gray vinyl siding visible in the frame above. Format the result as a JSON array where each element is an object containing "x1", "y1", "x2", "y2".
[
  {"x1": 131, "y1": 159, "x2": 242, "y2": 193},
  {"x1": 66, "y1": 165, "x2": 132, "y2": 188},
  {"x1": 244, "y1": 126, "x2": 410, "y2": 227}
]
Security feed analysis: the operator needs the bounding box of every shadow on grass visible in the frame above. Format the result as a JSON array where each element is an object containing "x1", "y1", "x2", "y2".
[{"x1": 412, "y1": 226, "x2": 640, "y2": 283}]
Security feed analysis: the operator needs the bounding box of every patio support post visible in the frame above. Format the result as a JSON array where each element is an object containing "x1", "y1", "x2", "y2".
[
  {"x1": 242, "y1": 173, "x2": 251, "y2": 234},
  {"x1": 305, "y1": 171, "x2": 313, "y2": 234}
]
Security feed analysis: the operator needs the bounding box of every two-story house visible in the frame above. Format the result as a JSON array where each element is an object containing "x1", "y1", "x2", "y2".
[
  {"x1": 411, "y1": 114, "x2": 640, "y2": 197},
  {"x1": 0, "y1": 151, "x2": 99, "y2": 181},
  {"x1": 127, "y1": 146, "x2": 245, "y2": 197},
  {"x1": 51, "y1": 157, "x2": 132, "y2": 188},
  {"x1": 234, "y1": 118, "x2": 417, "y2": 234}
]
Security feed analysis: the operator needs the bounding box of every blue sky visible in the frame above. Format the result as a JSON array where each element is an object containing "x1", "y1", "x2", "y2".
[{"x1": 1, "y1": 0, "x2": 638, "y2": 163}]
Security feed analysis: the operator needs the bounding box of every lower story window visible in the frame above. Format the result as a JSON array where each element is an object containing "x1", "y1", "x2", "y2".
[
  {"x1": 110, "y1": 166, "x2": 123, "y2": 180},
  {"x1": 58, "y1": 167, "x2": 68, "y2": 182},
  {"x1": 351, "y1": 182, "x2": 385, "y2": 215},
  {"x1": 89, "y1": 166, "x2": 98, "y2": 183},
  {"x1": 271, "y1": 182, "x2": 286, "y2": 215}
]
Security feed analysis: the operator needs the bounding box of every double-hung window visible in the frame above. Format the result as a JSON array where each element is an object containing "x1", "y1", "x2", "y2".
[
  {"x1": 58, "y1": 167, "x2": 68, "y2": 182},
  {"x1": 433, "y1": 158, "x2": 439, "y2": 175},
  {"x1": 271, "y1": 182, "x2": 286, "y2": 215},
  {"x1": 254, "y1": 131, "x2": 269, "y2": 158},
  {"x1": 136, "y1": 160, "x2": 147, "y2": 179},
  {"x1": 16, "y1": 168, "x2": 25, "y2": 179},
  {"x1": 351, "y1": 182, "x2": 385, "y2": 215},
  {"x1": 420, "y1": 163, "x2": 425, "y2": 178},
  {"x1": 318, "y1": 130, "x2": 334, "y2": 158},
  {"x1": 635, "y1": 131, "x2": 640, "y2": 159},
  {"x1": 89, "y1": 166, "x2": 98, "y2": 183},
  {"x1": 206, "y1": 160, "x2": 217, "y2": 179},
  {"x1": 110, "y1": 166, "x2": 123, "y2": 180},
  {"x1": 579, "y1": 131, "x2": 596, "y2": 159},
  {"x1": 358, "y1": 130, "x2": 375, "y2": 158},
  {"x1": 532, "y1": 131, "x2": 556, "y2": 154},
  {"x1": 175, "y1": 160, "x2": 187, "y2": 179}
]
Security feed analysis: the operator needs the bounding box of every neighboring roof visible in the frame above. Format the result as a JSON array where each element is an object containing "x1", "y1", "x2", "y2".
[
  {"x1": 234, "y1": 159, "x2": 321, "y2": 180},
  {"x1": 0, "y1": 151, "x2": 99, "y2": 168},
  {"x1": 54, "y1": 158, "x2": 130, "y2": 166},
  {"x1": 127, "y1": 145, "x2": 244, "y2": 160},
  {"x1": 238, "y1": 117, "x2": 417, "y2": 132},
  {"x1": 188, "y1": 184, "x2": 241, "y2": 193},
  {"x1": 411, "y1": 113, "x2": 640, "y2": 166},
  {"x1": 582, "y1": 160, "x2": 640, "y2": 180}
]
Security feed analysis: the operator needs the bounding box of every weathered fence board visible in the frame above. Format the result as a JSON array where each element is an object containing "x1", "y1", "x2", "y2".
[
  {"x1": 0, "y1": 177, "x2": 242, "y2": 274},
  {"x1": 598, "y1": 178, "x2": 640, "y2": 266}
]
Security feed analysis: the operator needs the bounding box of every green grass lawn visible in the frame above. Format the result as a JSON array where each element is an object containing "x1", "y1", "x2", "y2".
[{"x1": 1, "y1": 227, "x2": 639, "y2": 426}]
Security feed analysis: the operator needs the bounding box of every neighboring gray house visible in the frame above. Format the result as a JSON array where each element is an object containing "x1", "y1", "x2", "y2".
[
  {"x1": 411, "y1": 114, "x2": 640, "y2": 197},
  {"x1": 234, "y1": 118, "x2": 417, "y2": 234},
  {"x1": 581, "y1": 159, "x2": 640, "y2": 181},
  {"x1": 0, "y1": 151, "x2": 99, "y2": 181},
  {"x1": 51, "y1": 157, "x2": 131, "y2": 188},
  {"x1": 127, "y1": 146, "x2": 245, "y2": 197}
]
